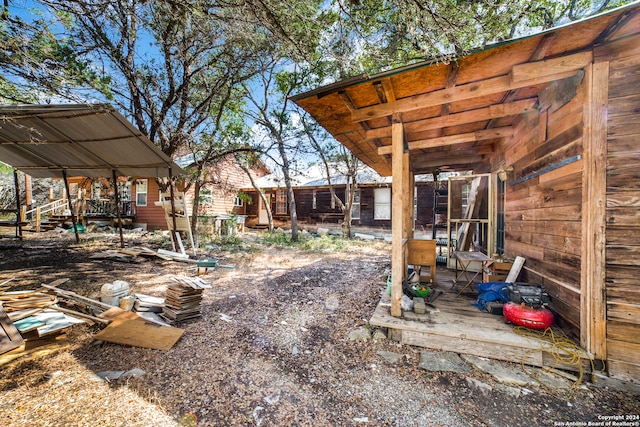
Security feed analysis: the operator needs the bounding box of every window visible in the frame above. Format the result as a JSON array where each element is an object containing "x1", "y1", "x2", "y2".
[
  {"x1": 234, "y1": 196, "x2": 243, "y2": 207},
  {"x1": 276, "y1": 190, "x2": 287, "y2": 215},
  {"x1": 374, "y1": 187, "x2": 391, "y2": 220},
  {"x1": 351, "y1": 189, "x2": 361, "y2": 220},
  {"x1": 135, "y1": 179, "x2": 148, "y2": 206},
  {"x1": 312, "y1": 190, "x2": 317, "y2": 210},
  {"x1": 199, "y1": 188, "x2": 213, "y2": 206}
]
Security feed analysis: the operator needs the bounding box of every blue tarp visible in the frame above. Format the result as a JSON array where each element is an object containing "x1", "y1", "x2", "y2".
[{"x1": 472, "y1": 282, "x2": 510, "y2": 311}]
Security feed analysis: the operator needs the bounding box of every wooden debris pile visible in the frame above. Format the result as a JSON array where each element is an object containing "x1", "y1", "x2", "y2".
[
  {"x1": 0, "y1": 278, "x2": 94, "y2": 363},
  {"x1": 0, "y1": 275, "x2": 214, "y2": 364},
  {"x1": 89, "y1": 246, "x2": 198, "y2": 264},
  {"x1": 161, "y1": 276, "x2": 211, "y2": 323}
]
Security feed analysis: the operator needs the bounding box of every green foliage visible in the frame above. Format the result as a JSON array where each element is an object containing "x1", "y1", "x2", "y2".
[
  {"x1": 323, "y1": 0, "x2": 635, "y2": 74},
  {"x1": 236, "y1": 191, "x2": 252, "y2": 204}
]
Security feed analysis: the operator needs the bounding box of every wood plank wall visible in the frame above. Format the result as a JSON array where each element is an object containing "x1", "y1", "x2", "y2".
[
  {"x1": 597, "y1": 28, "x2": 640, "y2": 381},
  {"x1": 499, "y1": 78, "x2": 586, "y2": 339}
]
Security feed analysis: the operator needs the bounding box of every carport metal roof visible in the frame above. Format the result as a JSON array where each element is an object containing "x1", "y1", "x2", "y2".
[{"x1": 0, "y1": 103, "x2": 183, "y2": 178}]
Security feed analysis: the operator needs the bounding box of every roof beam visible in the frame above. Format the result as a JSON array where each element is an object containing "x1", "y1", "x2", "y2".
[
  {"x1": 510, "y1": 51, "x2": 593, "y2": 83},
  {"x1": 412, "y1": 155, "x2": 485, "y2": 170},
  {"x1": 365, "y1": 98, "x2": 536, "y2": 140},
  {"x1": 351, "y1": 52, "x2": 591, "y2": 123},
  {"x1": 377, "y1": 126, "x2": 513, "y2": 155}
]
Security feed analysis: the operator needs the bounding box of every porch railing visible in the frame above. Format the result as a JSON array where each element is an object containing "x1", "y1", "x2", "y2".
[{"x1": 22, "y1": 198, "x2": 136, "y2": 232}]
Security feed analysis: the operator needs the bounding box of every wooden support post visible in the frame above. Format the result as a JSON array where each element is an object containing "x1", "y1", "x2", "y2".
[
  {"x1": 404, "y1": 165, "x2": 414, "y2": 239},
  {"x1": 13, "y1": 169, "x2": 22, "y2": 238},
  {"x1": 391, "y1": 113, "x2": 406, "y2": 317},
  {"x1": 112, "y1": 170, "x2": 125, "y2": 248},
  {"x1": 35, "y1": 207, "x2": 41, "y2": 233},
  {"x1": 168, "y1": 168, "x2": 180, "y2": 252},
  {"x1": 581, "y1": 61, "x2": 608, "y2": 359},
  {"x1": 24, "y1": 173, "x2": 32, "y2": 211},
  {"x1": 62, "y1": 170, "x2": 80, "y2": 243}
]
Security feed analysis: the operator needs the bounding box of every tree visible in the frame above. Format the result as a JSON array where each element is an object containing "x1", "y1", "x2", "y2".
[
  {"x1": 243, "y1": 59, "x2": 312, "y2": 242},
  {"x1": 303, "y1": 115, "x2": 364, "y2": 238},
  {"x1": 320, "y1": 0, "x2": 634, "y2": 75}
]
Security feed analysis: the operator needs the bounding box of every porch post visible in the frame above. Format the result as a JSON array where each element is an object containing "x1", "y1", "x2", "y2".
[
  {"x1": 391, "y1": 113, "x2": 407, "y2": 317},
  {"x1": 404, "y1": 168, "x2": 414, "y2": 239},
  {"x1": 112, "y1": 170, "x2": 125, "y2": 248},
  {"x1": 581, "y1": 61, "x2": 608, "y2": 359},
  {"x1": 168, "y1": 168, "x2": 180, "y2": 251},
  {"x1": 13, "y1": 169, "x2": 22, "y2": 238},
  {"x1": 62, "y1": 170, "x2": 80, "y2": 243}
]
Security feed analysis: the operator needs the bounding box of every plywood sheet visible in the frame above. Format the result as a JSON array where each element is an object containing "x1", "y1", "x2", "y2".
[{"x1": 94, "y1": 311, "x2": 184, "y2": 350}]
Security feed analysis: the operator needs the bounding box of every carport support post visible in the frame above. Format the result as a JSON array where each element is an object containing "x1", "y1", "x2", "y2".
[
  {"x1": 62, "y1": 170, "x2": 80, "y2": 243},
  {"x1": 13, "y1": 169, "x2": 22, "y2": 238},
  {"x1": 391, "y1": 113, "x2": 407, "y2": 317},
  {"x1": 168, "y1": 168, "x2": 179, "y2": 252},
  {"x1": 112, "y1": 170, "x2": 125, "y2": 248}
]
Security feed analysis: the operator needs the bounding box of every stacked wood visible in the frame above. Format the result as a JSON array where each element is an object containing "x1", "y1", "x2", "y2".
[
  {"x1": 134, "y1": 293, "x2": 165, "y2": 313},
  {"x1": 89, "y1": 246, "x2": 195, "y2": 263},
  {"x1": 161, "y1": 276, "x2": 211, "y2": 323}
]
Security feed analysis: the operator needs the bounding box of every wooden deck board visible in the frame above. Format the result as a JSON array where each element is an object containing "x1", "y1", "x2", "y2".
[{"x1": 370, "y1": 289, "x2": 592, "y2": 370}]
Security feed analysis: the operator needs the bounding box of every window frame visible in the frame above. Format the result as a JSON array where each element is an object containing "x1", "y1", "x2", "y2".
[
  {"x1": 374, "y1": 187, "x2": 391, "y2": 220},
  {"x1": 135, "y1": 179, "x2": 148, "y2": 207},
  {"x1": 276, "y1": 189, "x2": 287, "y2": 215},
  {"x1": 351, "y1": 189, "x2": 361, "y2": 220}
]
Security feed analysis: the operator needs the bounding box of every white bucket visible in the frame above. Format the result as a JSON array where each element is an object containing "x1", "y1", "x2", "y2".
[{"x1": 101, "y1": 280, "x2": 130, "y2": 306}]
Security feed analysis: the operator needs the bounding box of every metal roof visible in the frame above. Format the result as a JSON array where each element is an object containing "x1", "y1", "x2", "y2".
[{"x1": 0, "y1": 103, "x2": 183, "y2": 178}]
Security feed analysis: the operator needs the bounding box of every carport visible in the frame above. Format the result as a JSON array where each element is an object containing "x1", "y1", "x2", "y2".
[{"x1": 0, "y1": 103, "x2": 183, "y2": 246}]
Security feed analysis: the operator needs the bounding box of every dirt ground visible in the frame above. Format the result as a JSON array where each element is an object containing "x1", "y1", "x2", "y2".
[{"x1": 0, "y1": 229, "x2": 639, "y2": 427}]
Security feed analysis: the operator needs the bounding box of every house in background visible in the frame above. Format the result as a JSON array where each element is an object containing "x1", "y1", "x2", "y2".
[
  {"x1": 241, "y1": 164, "x2": 451, "y2": 235},
  {"x1": 56, "y1": 154, "x2": 269, "y2": 231}
]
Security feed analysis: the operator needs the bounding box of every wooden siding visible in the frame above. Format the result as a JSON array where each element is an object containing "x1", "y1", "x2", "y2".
[
  {"x1": 134, "y1": 180, "x2": 166, "y2": 231},
  {"x1": 243, "y1": 181, "x2": 443, "y2": 230},
  {"x1": 497, "y1": 77, "x2": 586, "y2": 339},
  {"x1": 602, "y1": 28, "x2": 640, "y2": 382}
]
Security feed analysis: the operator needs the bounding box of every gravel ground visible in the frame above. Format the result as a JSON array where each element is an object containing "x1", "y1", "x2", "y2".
[{"x1": 1, "y1": 230, "x2": 639, "y2": 427}]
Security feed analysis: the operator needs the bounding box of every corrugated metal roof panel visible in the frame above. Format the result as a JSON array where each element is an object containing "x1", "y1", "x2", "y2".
[{"x1": 0, "y1": 103, "x2": 183, "y2": 178}]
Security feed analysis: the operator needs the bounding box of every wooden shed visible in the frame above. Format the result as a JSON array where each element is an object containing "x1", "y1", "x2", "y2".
[{"x1": 292, "y1": 4, "x2": 640, "y2": 381}]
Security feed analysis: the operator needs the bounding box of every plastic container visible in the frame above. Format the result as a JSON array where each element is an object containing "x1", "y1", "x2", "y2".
[{"x1": 101, "y1": 280, "x2": 130, "y2": 306}]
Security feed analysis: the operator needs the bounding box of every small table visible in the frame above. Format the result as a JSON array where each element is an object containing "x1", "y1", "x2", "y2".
[{"x1": 453, "y1": 251, "x2": 492, "y2": 296}]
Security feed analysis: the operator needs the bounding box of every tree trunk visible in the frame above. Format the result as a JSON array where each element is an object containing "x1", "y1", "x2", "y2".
[
  {"x1": 278, "y1": 139, "x2": 298, "y2": 242},
  {"x1": 190, "y1": 179, "x2": 202, "y2": 246}
]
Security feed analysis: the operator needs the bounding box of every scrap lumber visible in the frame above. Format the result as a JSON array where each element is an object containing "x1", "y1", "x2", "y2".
[
  {"x1": 89, "y1": 250, "x2": 139, "y2": 263},
  {"x1": 0, "y1": 333, "x2": 70, "y2": 366},
  {"x1": 134, "y1": 293, "x2": 165, "y2": 313},
  {"x1": 162, "y1": 283, "x2": 204, "y2": 323},
  {"x1": 41, "y1": 284, "x2": 113, "y2": 311},
  {"x1": 0, "y1": 291, "x2": 57, "y2": 312},
  {"x1": 8, "y1": 308, "x2": 43, "y2": 323},
  {"x1": 157, "y1": 249, "x2": 197, "y2": 263},
  {"x1": 172, "y1": 276, "x2": 212, "y2": 289},
  {"x1": 48, "y1": 305, "x2": 110, "y2": 325},
  {"x1": 0, "y1": 305, "x2": 23, "y2": 355}
]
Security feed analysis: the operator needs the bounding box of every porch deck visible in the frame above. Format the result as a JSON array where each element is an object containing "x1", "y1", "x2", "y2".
[{"x1": 370, "y1": 270, "x2": 593, "y2": 372}]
